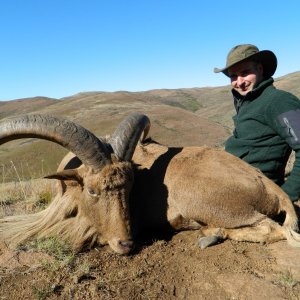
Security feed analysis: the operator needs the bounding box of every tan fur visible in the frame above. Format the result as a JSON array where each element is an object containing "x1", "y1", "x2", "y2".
[
  {"x1": 131, "y1": 142, "x2": 300, "y2": 247},
  {"x1": 0, "y1": 159, "x2": 134, "y2": 254}
]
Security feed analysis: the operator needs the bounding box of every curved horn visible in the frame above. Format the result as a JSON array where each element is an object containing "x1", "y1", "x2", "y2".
[
  {"x1": 0, "y1": 114, "x2": 112, "y2": 171},
  {"x1": 109, "y1": 112, "x2": 150, "y2": 161}
]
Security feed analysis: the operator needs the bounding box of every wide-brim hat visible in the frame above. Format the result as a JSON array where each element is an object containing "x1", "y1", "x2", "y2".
[{"x1": 214, "y1": 44, "x2": 277, "y2": 78}]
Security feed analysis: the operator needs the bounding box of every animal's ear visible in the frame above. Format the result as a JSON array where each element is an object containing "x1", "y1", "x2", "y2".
[{"x1": 44, "y1": 169, "x2": 83, "y2": 186}]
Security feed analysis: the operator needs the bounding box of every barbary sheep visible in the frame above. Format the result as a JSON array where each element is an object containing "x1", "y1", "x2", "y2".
[
  {"x1": 0, "y1": 113, "x2": 149, "y2": 254},
  {"x1": 0, "y1": 113, "x2": 300, "y2": 255}
]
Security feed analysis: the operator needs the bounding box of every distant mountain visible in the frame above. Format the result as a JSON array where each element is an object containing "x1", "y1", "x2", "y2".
[{"x1": 0, "y1": 71, "x2": 299, "y2": 181}]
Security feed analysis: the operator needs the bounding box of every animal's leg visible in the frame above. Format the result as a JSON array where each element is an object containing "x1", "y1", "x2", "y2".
[
  {"x1": 226, "y1": 219, "x2": 286, "y2": 244},
  {"x1": 204, "y1": 219, "x2": 286, "y2": 244},
  {"x1": 169, "y1": 214, "x2": 202, "y2": 230},
  {"x1": 167, "y1": 205, "x2": 202, "y2": 230}
]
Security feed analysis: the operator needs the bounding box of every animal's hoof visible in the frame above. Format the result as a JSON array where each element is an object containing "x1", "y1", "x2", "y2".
[{"x1": 198, "y1": 236, "x2": 221, "y2": 249}]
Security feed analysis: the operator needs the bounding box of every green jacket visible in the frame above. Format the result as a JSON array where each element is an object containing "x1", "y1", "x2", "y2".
[{"x1": 225, "y1": 78, "x2": 300, "y2": 201}]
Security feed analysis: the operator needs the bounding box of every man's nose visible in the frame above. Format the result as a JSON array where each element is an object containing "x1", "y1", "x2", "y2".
[{"x1": 237, "y1": 76, "x2": 245, "y2": 86}]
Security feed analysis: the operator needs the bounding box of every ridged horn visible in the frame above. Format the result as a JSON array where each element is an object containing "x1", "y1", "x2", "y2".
[
  {"x1": 0, "y1": 114, "x2": 112, "y2": 171},
  {"x1": 109, "y1": 112, "x2": 150, "y2": 161}
]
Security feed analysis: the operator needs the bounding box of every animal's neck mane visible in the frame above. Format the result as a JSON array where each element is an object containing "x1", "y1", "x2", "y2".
[{"x1": 0, "y1": 191, "x2": 99, "y2": 251}]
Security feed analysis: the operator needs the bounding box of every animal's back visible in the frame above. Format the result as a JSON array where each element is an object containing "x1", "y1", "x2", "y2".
[{"x1": 164, "y1": 146, "x2": 286, "y2": 228}]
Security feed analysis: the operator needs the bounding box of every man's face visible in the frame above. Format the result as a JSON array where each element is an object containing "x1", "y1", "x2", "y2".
[{"x1": 227, "y1": 60, "x2": 264, "y2": 96}]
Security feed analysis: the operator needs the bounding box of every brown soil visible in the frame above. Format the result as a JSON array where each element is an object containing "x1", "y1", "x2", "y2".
[{"x1": 1, "y1": 221, "x2": 300, "y2": 300}]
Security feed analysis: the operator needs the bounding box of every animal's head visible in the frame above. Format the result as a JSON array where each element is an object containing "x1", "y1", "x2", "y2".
[
  {"x1": 46, "y1": 160, "x2": 135, "y2": 254},
  {"x1": 0, "y1": 113, "x2": 150, "y2": 255}
]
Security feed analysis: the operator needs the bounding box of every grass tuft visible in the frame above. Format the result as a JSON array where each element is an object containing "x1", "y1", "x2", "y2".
[
  {"x1": 31, "y1": 285, "x2": 52, "y2": 300},
  {"x1": 22, "y1": 236, "x2": 74, "y2": 262},
  {"x1": 275, "y1": 270, "x2": 298, "y2": 288}
]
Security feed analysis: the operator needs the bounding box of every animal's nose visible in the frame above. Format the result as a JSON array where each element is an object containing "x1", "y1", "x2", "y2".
[{"x1": 118, "y1": 239, "x2": 134, "y2": 254}]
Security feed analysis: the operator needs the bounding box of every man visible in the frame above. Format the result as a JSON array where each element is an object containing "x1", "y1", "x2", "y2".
[{"x1": 214, "y1": 44, "x2": 300, "y2": 202}]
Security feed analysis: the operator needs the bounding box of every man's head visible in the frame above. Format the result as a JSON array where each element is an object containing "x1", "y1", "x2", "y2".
[
  {"x1": 227, "y1": 59, "x2": 264, "y2": 96},
  {"x1": 214, "y1": 44, "x2": 277, "y2": 96}
]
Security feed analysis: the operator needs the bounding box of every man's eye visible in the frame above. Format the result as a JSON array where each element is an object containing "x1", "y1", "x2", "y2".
[
  {"x1": 87, "y1": 188, "x2": 99, "y2": 197},
  {"x1": 241, "y1": 69, "x2": 251, "y2": 76}
]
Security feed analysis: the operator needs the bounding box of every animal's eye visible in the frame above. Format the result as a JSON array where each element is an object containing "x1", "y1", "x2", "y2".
[{"x1": 87, "y1": 188, "x2": 99, "y2": 197}]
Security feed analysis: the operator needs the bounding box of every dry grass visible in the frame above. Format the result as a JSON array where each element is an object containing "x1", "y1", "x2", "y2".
[{"x1": 0, "y1": 178, "x2": 55, "y2": 218}]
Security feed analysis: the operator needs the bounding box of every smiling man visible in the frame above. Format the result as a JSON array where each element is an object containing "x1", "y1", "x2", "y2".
[{"x1": 214, "y1": 44, "x2": 300, "y2": 202}]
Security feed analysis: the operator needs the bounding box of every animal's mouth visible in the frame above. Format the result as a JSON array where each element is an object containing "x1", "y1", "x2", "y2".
[{"x1": 109, "y1": 239, "x2": 135, "y2": 255}]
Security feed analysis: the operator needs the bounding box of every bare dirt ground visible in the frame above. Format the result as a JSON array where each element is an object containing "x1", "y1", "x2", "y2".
[{"x1": 1, "y1": 212, "x2": 300, "y2": 300}]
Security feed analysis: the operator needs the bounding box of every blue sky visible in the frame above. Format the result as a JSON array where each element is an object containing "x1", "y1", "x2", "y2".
[{"x1": 1, "y1": 0, "x2": 299, "y2": 100}]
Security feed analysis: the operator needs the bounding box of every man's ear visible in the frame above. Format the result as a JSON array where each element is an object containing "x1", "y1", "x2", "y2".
[
  {"x1": 44, "y1": 169, "x2": 83, "y2": 186},
  {"x1": 257, "y1": 62, "x2": 264, "y2": 76}
]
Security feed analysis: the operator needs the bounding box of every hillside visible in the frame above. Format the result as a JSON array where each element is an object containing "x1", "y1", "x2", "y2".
[{"x1": 0, "y1": 71, "x2": 299, "y2": 181}]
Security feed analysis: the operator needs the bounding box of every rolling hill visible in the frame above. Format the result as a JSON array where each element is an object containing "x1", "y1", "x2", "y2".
[{"x1": 0, "y1": 71, "x2": 299, "y2": 181}]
